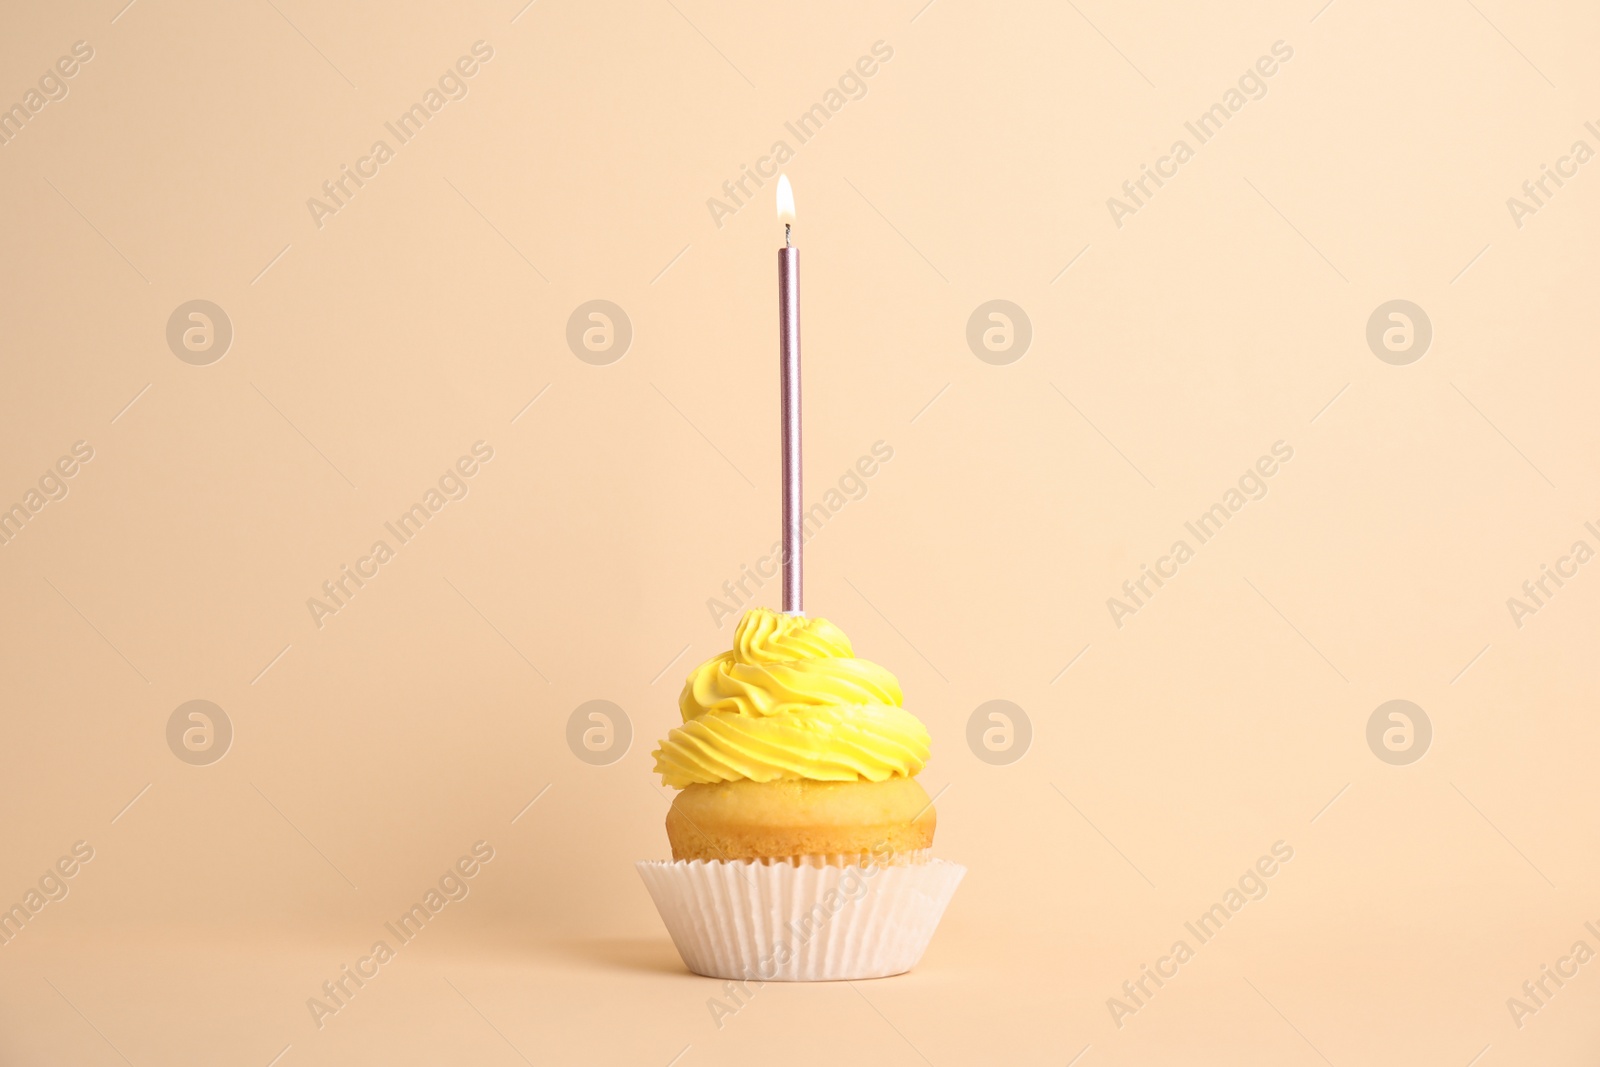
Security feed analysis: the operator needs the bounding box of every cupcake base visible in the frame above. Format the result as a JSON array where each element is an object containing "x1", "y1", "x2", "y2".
[
  {"x1": 636, "y1": 855, "x2": 964, "y2": 981},
  {"x1": 665, "y1": 778, "x2": 937, "y2": 862}
]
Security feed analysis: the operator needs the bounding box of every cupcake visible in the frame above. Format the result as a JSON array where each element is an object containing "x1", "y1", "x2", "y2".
[{"x1": 636, "y1": 607, "x2": 964, "y2": 981}]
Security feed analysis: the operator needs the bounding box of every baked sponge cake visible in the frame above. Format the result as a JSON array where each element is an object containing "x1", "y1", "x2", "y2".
[
  {"x1": 666, "y1": 778, "x2": 935, "y2": 862},
  {"x1": 653, "y1": 608, "x2": 936, "y2": 863}
]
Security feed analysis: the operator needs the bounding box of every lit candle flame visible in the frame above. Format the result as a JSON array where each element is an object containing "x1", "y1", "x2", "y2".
[{"x1": 776, "y1": 174, "x2": 795, "y2": 224}]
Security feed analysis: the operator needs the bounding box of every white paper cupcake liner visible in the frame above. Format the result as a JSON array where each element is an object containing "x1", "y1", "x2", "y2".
[
  {"x1": 636, "y1": 855, "x2": 964, "y2": 981},
  {"x1": 737, "y1": 849, "x2": 931, "y2": 868}
]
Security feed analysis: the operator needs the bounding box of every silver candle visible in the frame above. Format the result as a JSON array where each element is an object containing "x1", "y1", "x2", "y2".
[{"x1": 776, "y1": 175, "x2": 802, "y2": 614}]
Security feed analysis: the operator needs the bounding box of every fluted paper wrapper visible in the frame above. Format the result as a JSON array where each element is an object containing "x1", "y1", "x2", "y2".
[{"x1": 636, "y1": 856, "x2": 964, "y2": 981}]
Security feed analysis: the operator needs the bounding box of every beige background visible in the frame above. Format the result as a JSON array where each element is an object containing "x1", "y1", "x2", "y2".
[{"x1": 1, "y1": 0, "x2": 1598, "y2": 1063}]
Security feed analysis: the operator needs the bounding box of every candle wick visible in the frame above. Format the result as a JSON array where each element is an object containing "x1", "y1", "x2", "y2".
[{"x1": 785, "y1": 222, "x2": 791, "y2": 247}]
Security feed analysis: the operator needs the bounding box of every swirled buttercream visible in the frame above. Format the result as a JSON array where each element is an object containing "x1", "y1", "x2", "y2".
[{"x1": 652, "y1": 608, "x2": 931, "y2": 787}]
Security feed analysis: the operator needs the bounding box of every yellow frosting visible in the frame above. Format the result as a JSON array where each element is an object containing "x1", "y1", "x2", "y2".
[{"x1": 652, "y1": 608, "x2": 931, "y2": 788}]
